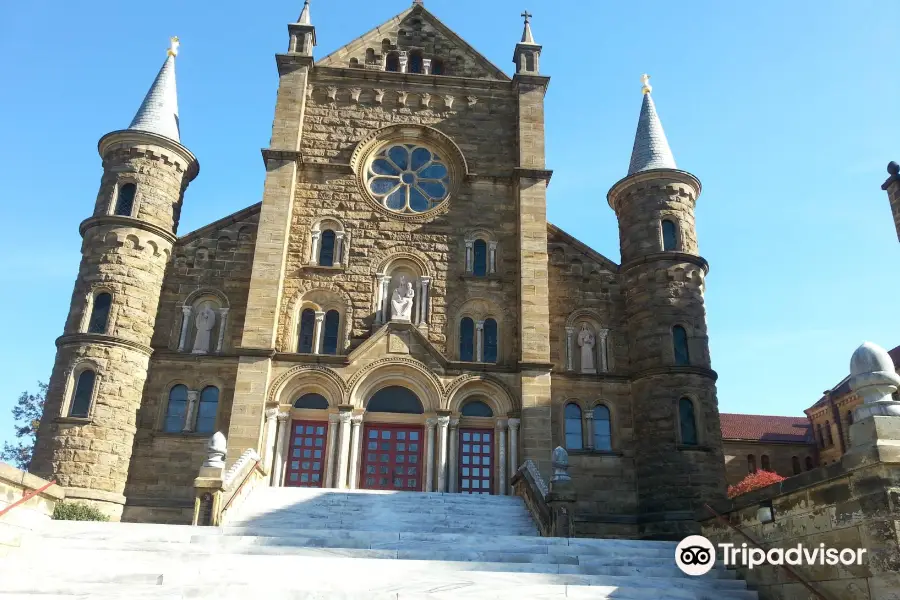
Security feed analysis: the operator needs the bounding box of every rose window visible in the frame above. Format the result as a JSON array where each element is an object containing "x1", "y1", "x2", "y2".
[{"x1": 366, "y1": 144, "x2": 450, "y2": 214}]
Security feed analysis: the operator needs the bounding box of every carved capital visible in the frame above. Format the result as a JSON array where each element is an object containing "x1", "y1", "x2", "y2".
[
  {"x1": 277, "y1": 411, "x2": 291, "y2": 423},
  {"x1": 265, "y1": 408, "x2": 279, "y2": 421},
  {"x1": 350, "y1": 88, "x2": 361, "y2": 103},
  {"x1": 508, "y1": 418, "x2": 521, "y2": 431},
  {"x1": 449, "y1": 417, "x2": 460, "y2": 428},
  {"x1": 182, "y1": 305, "x2": 193, "y2": 315},
  {"x1": 437, "y1": 415, "x2": 450, "y2": 428},
  {"x1": 350, "y1": 414, "x2": 364, "y2": 425},
  {"x1": 425, "y1": 417, "x2": 438, "y2": 428},
  {"x1": 328, "y1": 413, "x2": 341, "y2": 424},
  {"x1": 339, "y1": 411, "x2": 353, "y2": 424},
  {"x1": 374, "y1": 89, "x2": 385, "y2": 104}
]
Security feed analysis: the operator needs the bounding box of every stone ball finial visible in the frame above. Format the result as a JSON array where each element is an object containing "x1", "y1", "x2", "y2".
[
  {"x1": 203, "y1": 431, "x2": 227, "y2": 469},
  {"x1": 849, "y1": 342, "x2": 900, "y2": 418},
  {"x1": 850, "y1": 342, "x2": 894, "y2": 377},
  {"x1": 551, "y1": 446, "x2": 571, "y2": 483},
  {"x1": 888, "y1": 161, "x2": 899, "y2": 176}
]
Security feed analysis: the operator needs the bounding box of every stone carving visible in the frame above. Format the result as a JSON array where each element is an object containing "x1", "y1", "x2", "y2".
[
  {"x1": 443, "y1": 95, "x2": 455, "y2": 110},
  {"x1": 326, "y1": 86, "x2": 338, "y2": 102},
  {"x1": 397, "y1": 91, "x2": 408, "y2": 107},
  {"x1": 551, "y1": 446, "x2": 571, "y2": 483},
  {"x1": 390, "y1": 277, "x2": 415, "y2": 322},
  {"x1": 350, "y1": 88, "x2": 361, "y2": 103},
  {"x1": 577, "y1": 324, "x2": 596, "y2": 374},
  {"x1": 374, "y1": 89, "x2": 385, "y2": 105},
  {"x1": 467, "y1": 95, "x2": 478, "y2": 107},
  {"x1": 203, "y1": 432, "x2": 227, "y2": 468},
  {"x1": 849, "y1": 341, "x2": 900, "y2": 419},
  {"x1": 420, "y1": 93, "x2": 431, "y2": 108},
  {"x1": 192, "y1": 305, "x2": 217, "y2": 354},
  {"x1": 388, "y1": 330, "x2": 410, "y2": 354}
]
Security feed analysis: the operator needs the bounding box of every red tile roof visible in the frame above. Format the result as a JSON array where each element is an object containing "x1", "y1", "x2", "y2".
[{"x1": 720, "y1": 413, "x2": 812, "y2": 444}]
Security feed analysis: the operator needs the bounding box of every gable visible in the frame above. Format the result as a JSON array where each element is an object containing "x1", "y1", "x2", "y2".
[
  {"x1": 547, "y1": 223, "x2": 619, "y2": 273},
  {"x1": 316, "y1": 5, "x2": 509, "y2": 81}
]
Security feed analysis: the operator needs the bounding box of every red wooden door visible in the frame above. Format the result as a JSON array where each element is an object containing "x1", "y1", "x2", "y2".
[
  {"x1": 285, "y1": 420, "x2": 328, "y2": 487},
  {"x1": 458, "y1": 428, "x2": 494, "y2": 494},
  {"x1": 360, "y1": 424, "x2": 424, "y2": 491}
]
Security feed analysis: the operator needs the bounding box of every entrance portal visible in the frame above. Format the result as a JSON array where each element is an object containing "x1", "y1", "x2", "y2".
[
  {"x1": 360, "y1": 424, "x2": 424, "y2": 491},
  {"x1": 458, "y1": 428, "x2": 494, "y2": 494},
  {"x1": 285, "y1": 420, "x2": 328, "y2": 487}
]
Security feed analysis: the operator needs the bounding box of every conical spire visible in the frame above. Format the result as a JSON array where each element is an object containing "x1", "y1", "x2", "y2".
[
  {"x1": 128, "y1": 37, "x2": 181, "y2": 143},
  {"x1": 298, "y1": 0, "x2": 311, "y2": 25},
  {"x1": 521, "y1": 10, "x2": 536, "y2": 44},
  {"x1": 627, "y1": 74, "x2": 676, "y2": 175}
]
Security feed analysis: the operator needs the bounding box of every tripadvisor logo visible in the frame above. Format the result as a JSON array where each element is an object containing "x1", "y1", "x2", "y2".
[{"x1": 675, "y1": 535, "x2": 867, "y2": 576}]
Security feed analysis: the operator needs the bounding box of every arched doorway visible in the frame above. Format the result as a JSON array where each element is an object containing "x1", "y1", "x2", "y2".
[
  {"x1": 360, "y1": 386, "x2": 425, "y2": 491},
  {"x1": 458, "y1": 398, "x2": 495, "y2": 495},
  {"x1": 285, "y1": 393, "x2": 330, "y2": 488}
]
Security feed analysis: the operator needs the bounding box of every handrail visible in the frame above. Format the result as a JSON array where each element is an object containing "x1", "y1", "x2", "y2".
[
  {"x1": 0, "y1": 479, "x2": 57, "y2": 519},
  {"x1": 704, "y1": 503, "x2": 829, "y2": 600},
  {"x1": 220, "y1": 460, "x2": 264, "y2": 516}
]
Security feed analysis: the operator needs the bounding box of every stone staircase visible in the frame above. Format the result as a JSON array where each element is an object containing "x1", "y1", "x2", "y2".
[{"x1": 0, "y1": 488, "x2": 756, "y2": 599}]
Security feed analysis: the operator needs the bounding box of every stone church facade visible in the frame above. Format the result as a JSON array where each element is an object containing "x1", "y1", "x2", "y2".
[{"x1": 30, "y1": 2, "x2": 727, "y2": 539}]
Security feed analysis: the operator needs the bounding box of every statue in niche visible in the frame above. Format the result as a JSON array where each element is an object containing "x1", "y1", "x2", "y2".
[
  {"x1": 577, "y1": 324, "x2": 596, "y2": 374},
  {"x1": 192, "y1": 304, "x2": 217, "y2": 354},
  {"x1": 390, "y1": 276, "x2": 415, "y2": 322}
]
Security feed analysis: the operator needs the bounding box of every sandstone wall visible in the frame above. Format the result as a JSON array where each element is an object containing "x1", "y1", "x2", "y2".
[{"x1": 722, "y1": 440, "x2": 817, "y2": 486}]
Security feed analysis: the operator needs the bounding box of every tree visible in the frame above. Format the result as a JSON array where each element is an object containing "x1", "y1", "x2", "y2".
[
  {"x1": 1, "y1": 382, "x2": 47, "y2": 470},
  {"x1": 727, "y1": 470, "x2": 786, "y2": 499}
]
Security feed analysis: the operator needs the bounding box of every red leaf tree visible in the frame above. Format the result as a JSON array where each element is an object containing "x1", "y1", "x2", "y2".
[{"x1": 727, "y1": 470, "x2": 786, "y2": 499}]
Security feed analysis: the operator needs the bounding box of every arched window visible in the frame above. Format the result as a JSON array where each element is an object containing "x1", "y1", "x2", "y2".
[
  {"x1": 661, "y1": 219, "x2": 678, "y2": 251},
  {"x1": 461, "y1": 400, "x2": 493, "y2": 417},
  {"x1": 483, "y1": 318, "x2": 498, "y2": 363},
  {"x1": 825, "y1": 421, "x2": 833, "y2": 446},
  {"x1": 459, "y1": 317, "x2": 475, "y2": 361},
  {"x1": 761, "y1": 455, "x2": 771, "y2": 471},
  {"x1": 431, "y1": 59, "x2": 444, "y2": 75},
  {"x1": 673, "y1": 326, "x2": 690, "y2": 366},
  {"x1": 473, "y1": 239, "x2": 488, "y2": 276},
  {"x1": 385, "y1": 52, "x2": 400, "y2": 72},
  {"x1": 816, "y1": 423, "x2": 825, "y2": 448},
  {"x1": 298, "y1": 309, "x2": 316, "y2": 353},
  {"x1": 805, "y1": 456, "x2": 814, "y2": 470},
  {"x1": 294, "y1": 393, "x2": 329, "y2": 410},
  {"x1": 792, "y1": 456, "x2": 801, "y2": 475},
  {"x1": 747, "y1": 454, "x2": 757, "y2": 474},
  {"x1": 847, "y1": 410, "x2": 853, "y2": 425},
  {"x1": 114, "y1": 183, "x2": 136, "y2": 217},
  {"x1": 87, "y1": 293, "x2": 112, "y2": 334},
  {"x1": 564, "y1": 403, "x2": 583, "y2": 450},
  {"x1": 195, "y1": 386, "x2": 219, "y2": 434},
  {"x1": 593, "y1": 405, "x2": 612, "y2": 451},
  {"x1": 318, "y1": 230, "x2": 336, "y2": 267},
  {"x1": 163, "y1": 384, "x2": 188, "y2": 433},
  {"x1": 322, "y1": 310, "x2": 340, "y2": 355},
  {"x1": 409, "y1": 52, "x2": 423, "y2": 73},
  {"x1": 69, "y1": 370, "x2": 96, "y2": 418},
  {"x1": 367, "y1": 386, "x2": 424, "y2": 414},
  {"x1": 679, "y1": 398, "x2": 698, "y2": 446}
]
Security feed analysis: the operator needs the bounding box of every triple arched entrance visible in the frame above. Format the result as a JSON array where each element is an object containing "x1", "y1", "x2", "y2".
[{"x1": 269, "y1": 382, "x2": 519, "y2": 496}]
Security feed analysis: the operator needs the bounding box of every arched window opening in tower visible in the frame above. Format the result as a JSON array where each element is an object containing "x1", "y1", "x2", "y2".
[
  {"x1": 196, "y1": 386, "x2": 219, "y2": 434},
  {"x1": 679, "y1": 398, "x2": 698, "y2": 446},
  {"x1": 319, "y1": 230, "x2": 336, "y2": 266},
  {"x1": 459, "y1": 317, "x2": 475, "y2": 361},
  {"x1": 88, "y1": 293, "x2": 112, "y2": 334},
  {"x1": 69, "y1": 370, "x2": 96, "y2": 418},
  {"x1": 661, "y1": 219, "x2": 678, "y2": 251},
  {"x1": 672, "y1": 325, "x2": 690, "y2": 365},
  {"x1": 322, "y1": 310, "x2": 340, "y2": 355},
  {"x1": 564, "y1": 403, "x2": 583, "y2": 450},
  {"x1": 298, "y1": 308, "x2": 316, "y2": 353},
  {"x1": 114, "y1": 183, "x2": 136, "y2": 217},
  {"x1": 163, "y1": 384, "x2": 188, "y2": 433}
]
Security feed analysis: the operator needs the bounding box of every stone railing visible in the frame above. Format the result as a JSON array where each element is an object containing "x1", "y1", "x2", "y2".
[
  {"x1": 511, "y1": 447, "x2": 576, "y2": 538},
  {"x1": 192, "y1": 433, "x2": 267, "y2": 526},
  {"x1": 0, "y1": 462, "x2": 64, "y2": 556}
]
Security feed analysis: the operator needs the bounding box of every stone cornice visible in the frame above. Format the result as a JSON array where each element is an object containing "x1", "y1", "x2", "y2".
[
  {"x1": 607, "y1": 168, "x2": 701, "y2": 211},
  {"x1": 275, "y1": 53, "x2": 314, "y2": 75},
  {"x1": 273, "y1": 352, "x2": 349, "y2": 365},
  {"x1": 236, "y1": 347, "x2": 278, "y2": 358},
  {"x1": 512, "y1": 73, "x2": 551, "y2": 93},
  {"x1": 517, "y1": 361, "x2": 554, "y2": 371},
  {"x1": 552, "y1": 371, "x2": 631, "y2": 383},
  {"x1": 620, "y1": 252, "x2": 710, "y2": 275},
  {"x1": 261, "y1": 148, "x2": 302, "y2": 165},
  {"x1": 56, "y1": 333, "x2": 154, "y2": 356},
  {"x1": 310, "y1": 66, "x2": 515, "y2": 94},
  {"x1": 98, "y1": 129, "x2": 199, "y2": 181},
  {"x1": 631, "y1": 365, "x2": 718, "y2": 381},
  {"x1": 79, "y1": 215, "x2": 177, "y2": 245},
  {"x1": 514, "y1": 168, "x2": 553, "y2": 182}
]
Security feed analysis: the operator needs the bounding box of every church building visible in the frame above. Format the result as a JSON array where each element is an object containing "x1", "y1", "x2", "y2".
[{"x1": 30, "y1": 1, "x2": 727, "y2": 539}]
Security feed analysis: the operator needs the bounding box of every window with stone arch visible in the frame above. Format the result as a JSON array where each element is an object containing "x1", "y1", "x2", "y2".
[
  {"x1": 409, "y1": 51, "x2": 423, "y2": 73},
  {"x1": 297, "y1": 308, "x2": 316, "y2": 353},
  {"x1": 824, "y1": 421, "x2": 833, "y2": 446},
  {"x1": 679, "y1": 397, "x2": 699, "y2": 446},
  {"x1": 67, "y1": 367, "x2": 97, "y2": 419},
  {"x1": 465, "y1": 231, "x2": 498, "y2": 277},
  {"x1": 195, "y1": 386, "x2": 219, "y2": 434},
  {"x1": 761, "y1": 454, "x2": 771, "y2": 471},
  {"x1": 592, "y1": 404, "x2": 612, "y2": 451},
  {"x1": 564, "y1": 403, "x2": 583, "y2": 450},
  {"x1": 661, "y1": 218, "x2": 678, "y2": 251},
  {"x1": 87, "y1": 291, "x2": 112, "y2": 334},
  {"x1": 805, "y1": 456, "x2": 814, "y2": 470},
  {"x1": 792, "y1": 456, "x2": 801, "y2": 475},
  {"x1": 163, "y1": 384, "x2": 189, "y2": 433},
  {"x1": 385, "y1": 51, "x2": 400, "y2": 72},
  {"x1": 459, "y1": 317, "x2": 475, "y2": 362},
  {"x1": 672, "y1": 325, "x2": 690, "y2": 366},
  {"x1": 112, "y1": 181, "x2": 137, "y2": 217},
  {"x1": 482, "y1": 318, "x2": 498, "y2": 364},
  {"x1": 431, "y1": 58, "x2": 445, "y2": 75},
  {"x1": 816, "y1": 423, "x2": 825, "y2": 448},
  {"x1": 294, "y1": 290, "x2": 348, "y2": 356},
  {"x1": 454, "y1": 300, "x2": 503, "y2": 364},
  {"x1": 565, "y1": 312, "x2": 610, "y2": 375},
  {"x1": 747, "y1": 454, "x2": 757, "y2": 474},
  {"x1": 178, "y1": 292, "x2": 229, "y2": 355},
  {"x1": 310, "y1": 218, "x2": 346, "y2": 267}
]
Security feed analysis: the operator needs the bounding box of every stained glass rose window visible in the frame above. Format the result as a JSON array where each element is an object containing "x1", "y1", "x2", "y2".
[{"x1": 366, "y1": 144, "x2": 450, "y2": 214}]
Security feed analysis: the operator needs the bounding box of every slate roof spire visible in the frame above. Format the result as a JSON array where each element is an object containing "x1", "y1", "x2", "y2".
[
  {"x1": 627, "y1": 74, "x2": 677, "y2": 175},
  {"x1": 127, "y1": 37, "x2": 182, "y2": 143}
]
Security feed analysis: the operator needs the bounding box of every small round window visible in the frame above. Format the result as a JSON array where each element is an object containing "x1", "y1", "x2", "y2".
[{"x1": 366, "y1": 144, "x2": 450, "y2": 214}]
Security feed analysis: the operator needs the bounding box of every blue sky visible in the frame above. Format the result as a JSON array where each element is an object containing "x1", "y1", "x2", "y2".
[{"x1": 0, "y1": 0, "x2": 897, "y2": 448}]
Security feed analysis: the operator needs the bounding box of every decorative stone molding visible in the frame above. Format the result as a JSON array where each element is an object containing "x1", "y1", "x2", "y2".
[
  {"x1": 326, "y1": 86, "x2": 338, "y2": 102},
  {"x1": 397, "y1": 91, "x2": 408, "y2": 107},
  {"x1": 374, "y1": 89, "x2": 385, "y2": 105},
  {"x1": 420, "y1": 93, "x2": 431, "y2": 108},
  {"x1": 443, "y1": 95, "x2": 455, "y2": 110},
  {"x1": 443, "y1": 373, "x2": 517, "y2": 414},
  {"x1": 346, "y1": 356, "x2": 445, "y2": 410},
  {"x1": 466, "y1": 95, "x2": 478, "y2": 107},
  {"x1": 266, "y1": 364, "x2": 347, "y2": 405},
  {"x1": 350, "y1": 88, "x2": 361, "y2": 103}
]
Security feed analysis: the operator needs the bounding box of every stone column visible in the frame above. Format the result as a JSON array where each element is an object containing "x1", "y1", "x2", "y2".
[
  {"x1": 585, "y1": 410, "x2": 595, "y2": 451},
  {"x1": 497, "y1": 419, "x2": 508, "y2": 495},
  {"x1": 178, "y1": 306, "x2": 192, "y2": 352},
  {"x1": 508, "y1": 418, "x2": 520, "y2": 495},
  {"x1": 475, "y1": 321, "x2": 485, "y2": 362},
  {"x1": 564, "y1": 327, "x2": 575, "y2": 371},
  {"x1": 378, "y1": 274, "x2": 392, "y2": 325},
  {"x1": 418, "y1": 277, "x2": 431, "y2": 325},
  {"x1": 422, "y1": 58, "x2": 432, "y2": 75},
  {"x1": 347, "y1": 414, "x2": 363, "y2": 489},
  {"x1": 334, "y1": 231, "x2": 345, "y2": 265},
  {"x1": 216, "y1": 308, "x2": 230, "y2": 353},
  {"x1": 312, "y1": 311, "x2": 326, "y2": 354},
  {"x1": 448, "y1": 417, "x2": 460, "y2": 493},
  {"x1": 398, "y1": 51, "x2": 409, "y2": 73},
  {"x1": 324, "y1": 413, "x2": 340, "y2": 488},
  {"x1": 465, "y1": 241, "x2": 474, "y2": 273},
  {"x1": 271, "y1": 412, "x2": 291, "y2": 486},
  {"x1": 437, "y1": 414, "x2": 450, "y2": 492},
  {"x1": 310, "y1": 230, "x2": 321, "y2": 265},
  {"x1": 598, "y1": 329, "x2": 609, "y2": 372},
  {"x1": 488, "y1": 241, "x2": 498, "y2": 274},
  {"x1": 263, "y1": 408, "x2": 279, "y2": 479},
  {"x1": 425, "y1": 417, "x2": 437, "y2": 492},
  {"x1": 374, "y1": 273, "x2": 387, "y2": 325},
  {"x1": 183, "y1": 390, "x2": 200, "y2": 433},
  {"x1": 336, "y1": 408, "x2": 353, "y2": 489}
]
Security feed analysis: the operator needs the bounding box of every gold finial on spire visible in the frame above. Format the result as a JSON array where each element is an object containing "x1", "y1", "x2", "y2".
[
  {"x1": 167, "y1": 36, "x2": 180, "y2": 58},
  {"x1": 641, "y1": 73, "x2": 652, "y2": 95}
]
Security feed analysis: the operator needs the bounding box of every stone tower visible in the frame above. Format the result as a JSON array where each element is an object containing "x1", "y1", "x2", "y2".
[
  {"x1": 30, "y1": 38, "x2": 199, "y2": 519},
  {"x1": 607, "y1": 76, "x2": 726, "y2": 539}
]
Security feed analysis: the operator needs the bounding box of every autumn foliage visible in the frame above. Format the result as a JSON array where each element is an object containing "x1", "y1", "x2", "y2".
[{"x1": 727, "y1": 470, "x2": 786, "y2": 499}]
